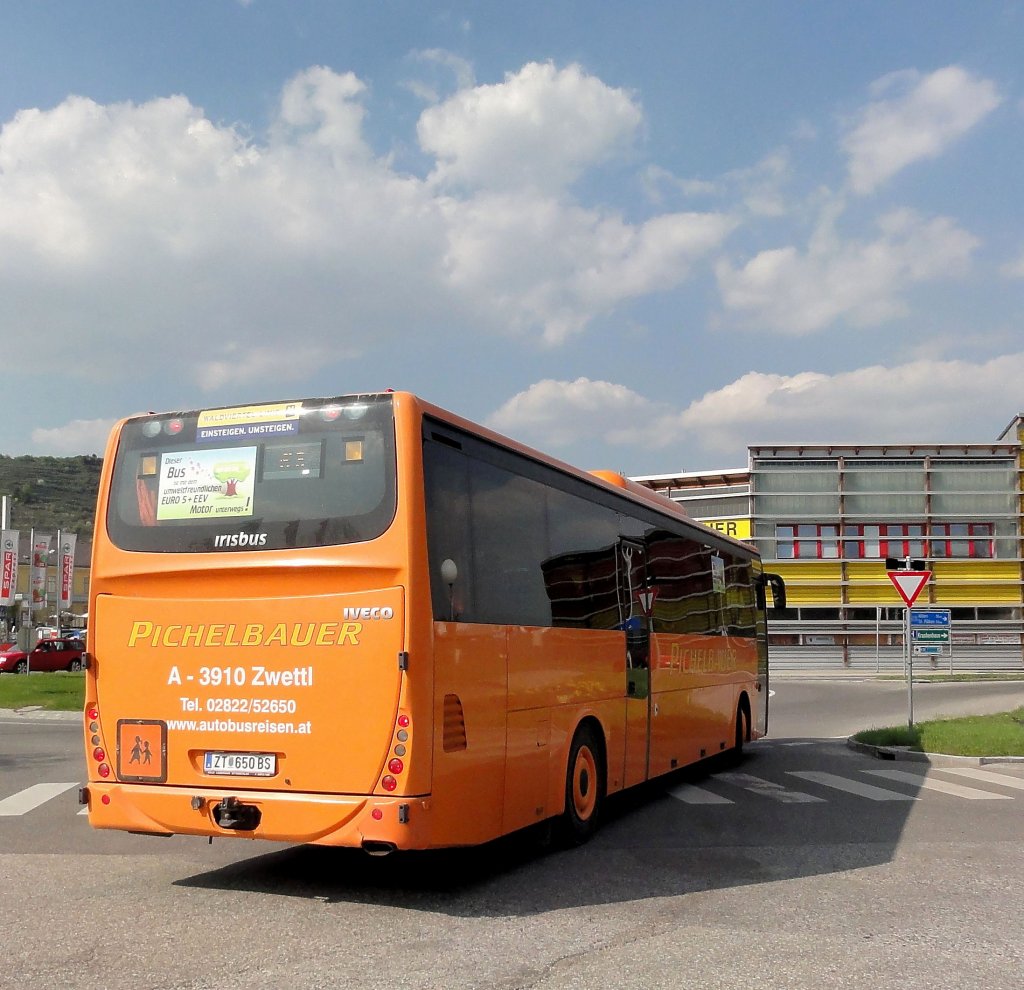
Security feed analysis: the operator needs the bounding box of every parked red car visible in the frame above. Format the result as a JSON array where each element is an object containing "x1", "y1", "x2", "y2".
[{"x1": 0, "y1": 638, "x2": 85, "y2": 673}]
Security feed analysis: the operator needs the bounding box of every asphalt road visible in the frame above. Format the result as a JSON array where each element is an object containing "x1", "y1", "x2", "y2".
[
  {"x1": 769, "y1": 675, "x2": 1024, "y2": 738},
  {"x1": 2, "y1": 680, "x2": 1023, "y2": 989}
]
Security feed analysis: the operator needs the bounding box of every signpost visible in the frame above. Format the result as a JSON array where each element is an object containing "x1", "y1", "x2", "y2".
[
  {"x1": 910, "y1": 607, "x2": 952, "y2": 673},
  {"x1": 887, "y1": 568, "x2": 933, "y2": 727}
]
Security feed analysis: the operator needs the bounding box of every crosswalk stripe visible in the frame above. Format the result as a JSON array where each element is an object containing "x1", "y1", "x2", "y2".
[
  {"x1": 937, "y1": 768, "x2": 1024, "y2": 792},
  {"x1": 862, "y1": 767, "x2": 1013, "y2": 800},
  {"x1": 0, "y1": 782, "x2": 80, "y2": 816},
  {"x1": 788, "y1": 771, "x2": 918, "y2": 801},
  {"x1": 667, "y1": 783, "x2": 733, "y2": 804},
  {"x1": 716, "y1": 772, "x2": 825, "y2": 803}
]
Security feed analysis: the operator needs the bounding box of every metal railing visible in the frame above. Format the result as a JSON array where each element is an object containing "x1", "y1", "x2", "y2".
[{"x1": 767, "y1": 618, "x2": 1024, "y2": 672}]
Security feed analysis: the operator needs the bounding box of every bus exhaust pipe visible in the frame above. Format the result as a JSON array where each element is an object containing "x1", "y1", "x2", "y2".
[{"x1": 361, "y1": 840, "x2": 398, "y2": 857}]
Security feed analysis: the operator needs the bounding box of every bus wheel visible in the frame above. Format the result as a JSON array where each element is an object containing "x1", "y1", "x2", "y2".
[
  {"x1": 731, "y1": 701, "x2": 749, "y2": 765},
  {"x1": 559, "y1": 724, "x2": 605, "y2": 846}
]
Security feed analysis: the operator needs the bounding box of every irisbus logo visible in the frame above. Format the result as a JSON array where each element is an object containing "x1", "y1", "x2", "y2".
[{"x1": 214, "y1": 533, "x2": 268, "y2": 548}]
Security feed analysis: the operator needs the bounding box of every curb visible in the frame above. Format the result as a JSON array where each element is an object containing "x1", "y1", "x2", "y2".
[
  {"x1": 846, "y1": 737, "x2": 1024, "y2": 767},
  {"x1": 0, "y1": 707, "x2": 79, "y2": 722}
]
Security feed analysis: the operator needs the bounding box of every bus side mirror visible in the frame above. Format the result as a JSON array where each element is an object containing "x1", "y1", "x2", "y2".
[{"x1": 761, "y1": 572, "x2": 786, "y2": 611}]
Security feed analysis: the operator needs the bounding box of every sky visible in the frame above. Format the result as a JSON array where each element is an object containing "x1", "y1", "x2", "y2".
[{"x1": 1, "y1": 1, "x2": 1022, "y2": 475}]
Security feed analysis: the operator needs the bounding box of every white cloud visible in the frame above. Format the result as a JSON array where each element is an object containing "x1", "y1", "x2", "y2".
[
  {"x1": 486, "y1": 377, "x2": 664, "y2": 450},
  {"x1": 492, "y1": 354, "x2": 1024, "y2": 466},
  {"x1": 675, "y1": 354, "x2": 1024, "y2": 456},
  {"x1": 716, "y1": 206, "x2": 979, "y2": 334},
  {"x1": 642, "y1": 151, "x2": 792, "y2": 218},
  {"x1": 31, "y1": 418, "x2": 117, "y2": 455},
  {"x1": 274, "y1": 66, "x2": 372, "y2": 161},
  {"x1": 0, "y1": 63, "x2": 721, "y2": 404},
  {"x1": 842, "y1": 65, "x2": 1002, "y2": 195},
  {"x1": 404, "y1": 49, "x2": 477, "y2": 102},
  {"x1": 418, "y1": 61, "x2": 643, "y2": 193},
  {"x1": 443, "y1": 194, "x2": 735, "y2": 343}
]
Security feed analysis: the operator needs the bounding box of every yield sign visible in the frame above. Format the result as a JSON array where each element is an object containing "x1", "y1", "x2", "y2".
[
  {"x1": 636, "y1": 588, "x2": 659, "y2": 616},
  {"x1": 887, "y1": 571, "x2": 931, "y2": 608}
]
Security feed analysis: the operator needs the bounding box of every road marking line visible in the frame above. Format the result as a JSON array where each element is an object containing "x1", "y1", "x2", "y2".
[
  {"x1": 716, "y1": 772, "x2": 825, "y2": 803},
  {"x1": 667, "y1": 783, "x2": 733, "y2": 804},
  {"x1": 788, "y1": 771, "x2": 917, "y2": 801},
  {"x1": 861, "y1": 768, "x2": 1013, "y2": 800},
  {"x1": 0, "y1": 782, "x2": 80, "y2": 816},
  {"x1": 937, "y1": 768, "x2": 1024, "y2": 792}
]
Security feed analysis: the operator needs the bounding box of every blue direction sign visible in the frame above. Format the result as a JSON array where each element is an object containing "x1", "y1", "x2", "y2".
[{"x1": 910, "y1": 609, "x2": 951, "y2": 627}]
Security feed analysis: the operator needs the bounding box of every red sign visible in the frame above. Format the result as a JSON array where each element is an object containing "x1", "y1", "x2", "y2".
[
  {"x1": 1, "y1": 547, "x2": 15, "y2": 603},
  {"x1": 887, "y1": 571, "x2": 931, "y2": 608},
  {"x1": 61, "y1": 553, "x2": 74, "y2": 607}
]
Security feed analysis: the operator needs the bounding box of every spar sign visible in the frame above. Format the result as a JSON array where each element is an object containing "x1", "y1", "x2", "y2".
[
  {"x1": 59, "y1": 535, "x2": 77, "y2": 610},
  {"x1": 1, "y1": 529, "x2": 18, "y2": 606}
]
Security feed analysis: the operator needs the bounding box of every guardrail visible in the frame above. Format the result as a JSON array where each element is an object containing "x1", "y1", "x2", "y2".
[
  {"x1": 767, "y1": 619, "x2": 1023, "y2": 671},
  {"x1": 768, "y1": 645, "x2": 1023, "y2": 672}
]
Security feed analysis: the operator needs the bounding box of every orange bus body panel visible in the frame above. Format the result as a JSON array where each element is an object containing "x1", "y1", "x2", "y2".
[{"x1": 84, "y1": 390, "x2": 770, "y2": 851}]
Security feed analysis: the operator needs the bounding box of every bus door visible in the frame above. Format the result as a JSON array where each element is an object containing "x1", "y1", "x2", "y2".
[{"x1": 620, "y1": 539, "x2": 651, "y2": 787}]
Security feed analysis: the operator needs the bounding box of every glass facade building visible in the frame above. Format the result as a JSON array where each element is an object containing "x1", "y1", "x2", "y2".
[{"x1": 634, "y1": 417, "x2": 1024, "y2": 670}]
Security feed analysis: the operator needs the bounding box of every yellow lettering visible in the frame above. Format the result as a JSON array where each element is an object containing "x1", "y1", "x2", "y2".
[
  {"x1": 338, "y1": 622, "x2": 361, "y2": 645},
  {"x1": 291, "y1": 623, "x2": 315, "y2": 647},
  {"x1": 125, "y1": 616, "x2": 376, "y2": 649},
  {"x1": 265, "y1": 623, "x2": 288, "y2": 646},
  {"x1": 181, "y1": 625, "x2": 203, "y2": 648},
  {"x1": 127, "y1": 621, "x2": 153, "y2": 647},
  {"x1": 316, "y1": 622, "x2": 339, "y2": 646},
  {"x1": 204, "y1": 624, "x2": 225, "y2": 647}
]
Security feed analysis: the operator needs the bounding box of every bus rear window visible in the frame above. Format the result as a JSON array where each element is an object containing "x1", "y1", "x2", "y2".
[{"x1": 106, "y1": 396, "x2": 397, "y2": 552}]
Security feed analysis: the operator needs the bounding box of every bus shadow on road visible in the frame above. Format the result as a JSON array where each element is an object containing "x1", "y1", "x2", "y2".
[{"x1": 175, "y1": 743, "x2": 920, "y2": 915}]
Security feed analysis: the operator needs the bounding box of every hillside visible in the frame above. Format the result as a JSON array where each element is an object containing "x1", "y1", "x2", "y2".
[{"x1": 0, "y1": 455, "x2": 103, "y2": 538}]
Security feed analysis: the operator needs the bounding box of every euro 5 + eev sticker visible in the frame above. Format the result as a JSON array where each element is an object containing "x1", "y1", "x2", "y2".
[{"x1": 157, "y1": 446, "x2": 257, "y2": 520}]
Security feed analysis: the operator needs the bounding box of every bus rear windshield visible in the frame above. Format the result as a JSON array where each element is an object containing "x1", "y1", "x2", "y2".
[{"x1": 106, "y1": 395, "x2": 397, "y2": 553}]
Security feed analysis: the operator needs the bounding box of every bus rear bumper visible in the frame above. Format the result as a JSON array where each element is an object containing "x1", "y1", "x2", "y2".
[{"x1": 83, "y1": 781, "x2": 432, "y2": 849}]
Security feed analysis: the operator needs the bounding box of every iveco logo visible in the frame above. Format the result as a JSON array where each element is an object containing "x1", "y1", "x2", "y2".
[{"x1": 214, "y1": 533, "x2": 268, "y2": 548}]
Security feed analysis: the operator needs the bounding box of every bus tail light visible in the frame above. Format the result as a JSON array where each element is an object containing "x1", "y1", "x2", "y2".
[
  {"x1": 86, "y1": 706, "x2": 112, "y2": 783},
  {"x1": 377, "y1": 712, "x2": 412, "y2": 793}
]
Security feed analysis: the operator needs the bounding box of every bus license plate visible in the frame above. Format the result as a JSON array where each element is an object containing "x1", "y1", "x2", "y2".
[{"x1": 203, "y1": 751, "x2": 276, "y2": 777}]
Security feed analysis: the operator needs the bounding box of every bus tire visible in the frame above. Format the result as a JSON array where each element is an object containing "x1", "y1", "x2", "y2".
[
  {"x1": 730, "y1": 699, "x2": 749, "y2": 765},
  {"x1": 558, "y1": 723, "x2": 605, "y2": 846}
]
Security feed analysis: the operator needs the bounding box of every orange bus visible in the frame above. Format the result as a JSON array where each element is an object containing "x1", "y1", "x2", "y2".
[{"x1": 82, "y1": 391, "x2": 784, "y2": 852}]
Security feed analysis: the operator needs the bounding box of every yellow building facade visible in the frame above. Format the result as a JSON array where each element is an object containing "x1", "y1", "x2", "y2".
[{"x1": 635, "y1": 416, "x2": 1024, "y2": 669}]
